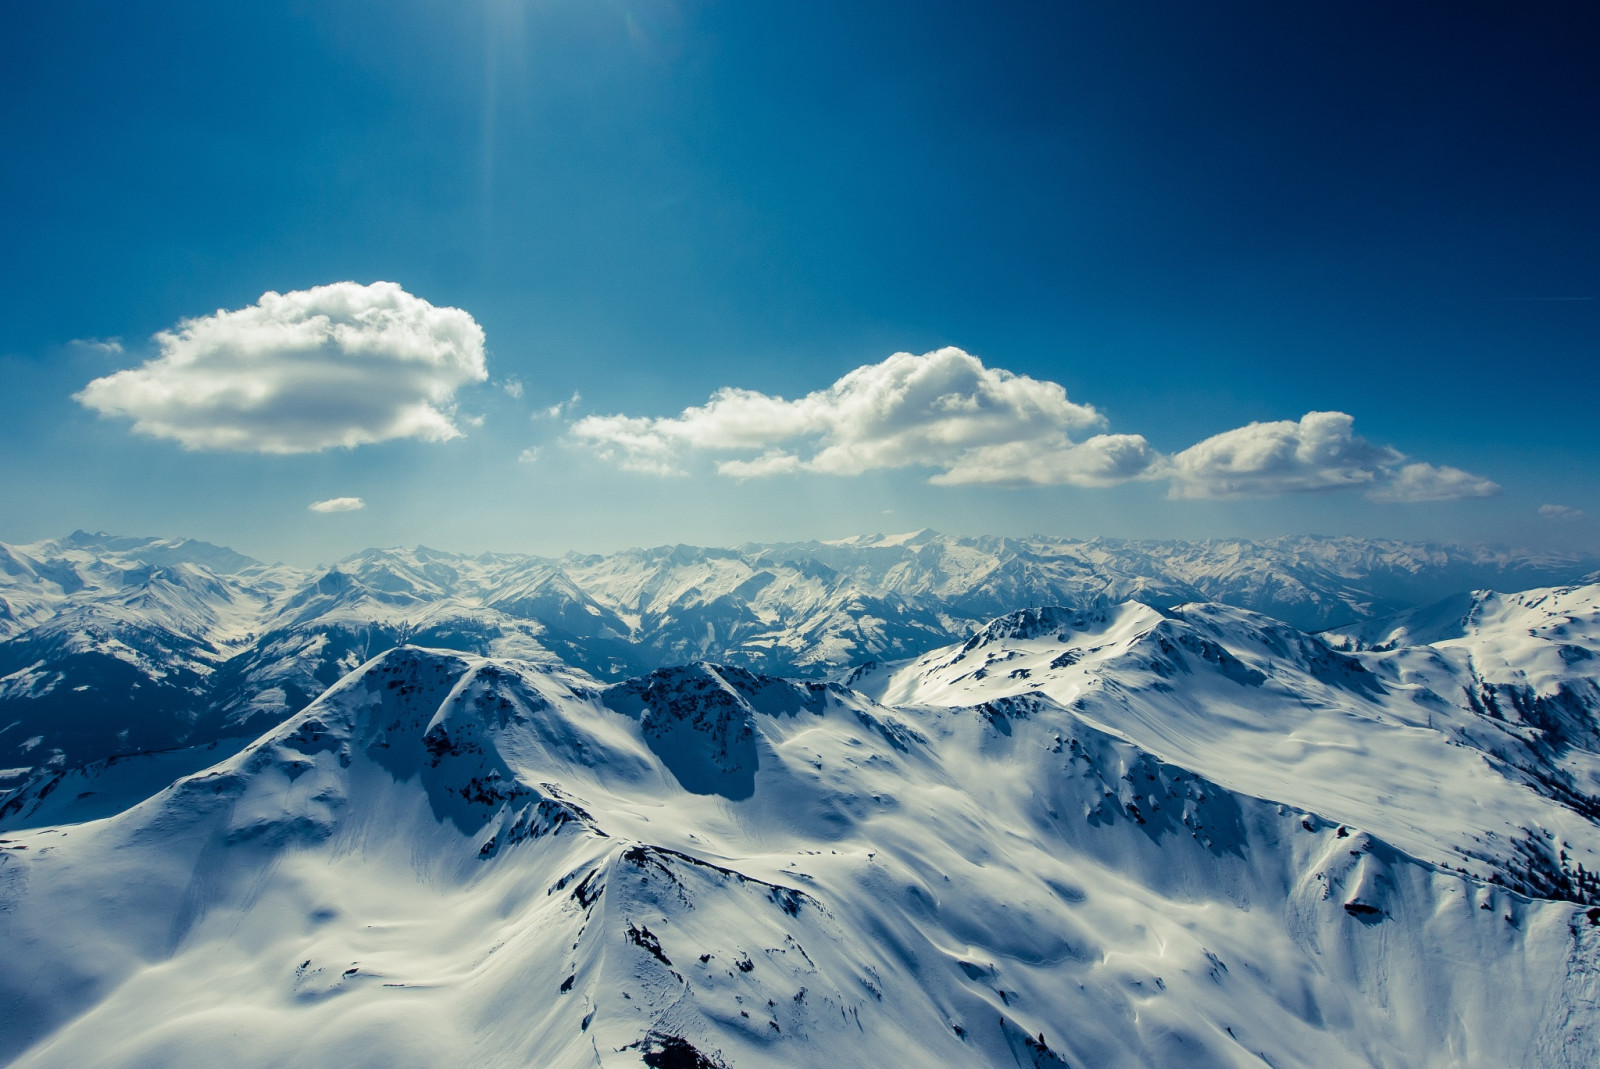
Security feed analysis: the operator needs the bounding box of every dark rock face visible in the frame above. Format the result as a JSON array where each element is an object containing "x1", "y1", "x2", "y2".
[{"x1": 604, "y1": 664, "x2": 764, "y2": 799}]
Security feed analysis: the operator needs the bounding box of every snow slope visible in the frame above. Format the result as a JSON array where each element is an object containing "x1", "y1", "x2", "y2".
[
  {"x1": 861, "y1": 592, "x2": 1600, "y2": 904},
  {"x1": 4, "y1": 640, "x2": 1600, "y2": 1067}
]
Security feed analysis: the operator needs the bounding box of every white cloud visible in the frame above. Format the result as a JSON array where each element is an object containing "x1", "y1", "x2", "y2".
[
  {"x1": 75, "y1": 281, "x2": 487, "y2": 453},
  {"x1": 1367, "y1": 462, "x2": 1500, "y2": 503},
  {"x1": 571, "y1": 350, "x2": 1498, "y2": 504},
  {"x1": 1540, "y1": 503, "x2": 1587, "y2": 521},
  {"x1": 308, "y1": 496, "x2": 365, "y2": 513},
  {"x1": 539, "y1": 391, "x2": 582, "y2": 419},
  {"x1": 930, "y1": 433, "x2": 1158, "y2": 488},
  {"x1": 1167, "y1": 412, "x2": 1398, "y2": 498},
  {"x1": 571, "y1": 347, "x2": 1151, "y2": 486},
  {"x1": 501, "y1": 377, "x2": 525, "y2": 399},
  {"x1": 70, "y1": 337, "x2": 124, "y2": 354},
  {"x1": 1166, "y1": 411, "x2": 1498, "y2": 502},
  {"x1": 518, "y1": 447, "x2": 541, "y2": 464}
]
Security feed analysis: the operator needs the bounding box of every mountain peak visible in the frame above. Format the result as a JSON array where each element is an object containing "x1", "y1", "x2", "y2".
[{"x1": 963, "y1": 601, "x2": 1118, "y2": 649}]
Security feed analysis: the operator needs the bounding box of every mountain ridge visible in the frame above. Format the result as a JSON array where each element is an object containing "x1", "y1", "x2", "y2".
[
  {"x1": 4, "y1": 530, "x2": 1598, "y2": 796},
  {"x1": 6, "y1": 630, "x2": 1600, "y2": 1066}
]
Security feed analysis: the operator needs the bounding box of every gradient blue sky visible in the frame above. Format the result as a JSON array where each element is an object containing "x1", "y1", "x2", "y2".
[{"x1": 2, "y1": 1, "x2": 1596, "y2": 563}]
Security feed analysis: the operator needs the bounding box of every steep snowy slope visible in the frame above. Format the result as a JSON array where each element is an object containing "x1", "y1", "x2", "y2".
[
  {"x1": 1327, "y1": 584, "x2": 1600, "y2": 859},
  {"x1": 858, "y1": 593, "x2": 1600, "y2": 904},
  {"x1": 4, "y1": 646, "x2": 1599, "y2": 1067}
]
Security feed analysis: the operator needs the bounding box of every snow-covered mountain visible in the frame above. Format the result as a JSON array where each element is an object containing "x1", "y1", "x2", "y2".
[
  {"x1": 6, "y1": 578, "x2": 1600, "y2": 1066},
  {"x1": 3, "y1": 529, "x2": 1596, "y2": 799},
  {"x1": 857, "y1": 589, "x2": 1600, "y2": 904},
  {"x1": 3, "y1": 529, "x2": 1600, "y2": 1064}
]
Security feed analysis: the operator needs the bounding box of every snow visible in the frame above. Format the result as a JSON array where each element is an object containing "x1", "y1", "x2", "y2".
[
  {"x1": 3, "y1": 534, "x2": 1600, "y2": 1066},
  {"x1": 1, "y1": 612, "x2": 1599, "y2": 1065},
  {"x1": 862, "y1": 594, "x2": 1600, "y2": 901}
]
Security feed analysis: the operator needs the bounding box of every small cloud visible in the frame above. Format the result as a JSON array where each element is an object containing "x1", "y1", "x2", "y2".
[
  {"x1": 1367, "y1": 462, "x2": 1500, "y2": 503},
  {"x1": 308, "y1": 496, "x2": 365, "y2": 513},
  {"x1": 517, "y1": 447, "x2": 541, "y2": 464},
  {"x1": 541, "y1": 390, "x2": 583, "y2": 419},
  {"x1": 70, "y1": 337, "x2": 124, "y2": 354},
  {"x1": 718, "y1": 450, "x2": 805, "y2": 478},
  {"x1": 75, "y1": 281, "x2": 487, "y2": 453},
  {"x1": 501, "y1": 377, "x2": 525, "y2": 399},
  {"x1": 1540, "y1": 503, "x2": 1587, "y2": 521}
]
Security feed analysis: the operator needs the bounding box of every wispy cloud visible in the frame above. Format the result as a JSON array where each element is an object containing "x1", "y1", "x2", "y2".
[
  {"x1": 541, "y1": 391, "x2": 582, "y2": 419},
  {"x1": 70, "y1": 337, "x2": 124, "y2": 354},
  {"x1": 1366, "y1": 462, "x2": 1500, "y2": 503},
  {"x1": 75, "y1": 281, "x2": 487, "y2": 453},
  {"x1": 570, "y1": 347, "x2": 1498, "y2": 503},
  {"x1": 308, "y1": 496, "x2": 365, "y2": 513},
  {"x1": 1540, "y1": 503, "x2": 1587, "y2": 521}
]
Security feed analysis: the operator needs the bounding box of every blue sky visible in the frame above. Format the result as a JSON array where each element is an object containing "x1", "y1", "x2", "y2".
[{"x1": 2, "y1": 1, "x2": 1596, "y2": 563}]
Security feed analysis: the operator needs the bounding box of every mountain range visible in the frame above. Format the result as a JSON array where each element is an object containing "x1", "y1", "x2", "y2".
[
  {"x1": 3, "y1": 531, "x2": 1600, "y2": 1066},
  {"x1": 4, "y1": 528, "x2": 1596, "y2": 790}
]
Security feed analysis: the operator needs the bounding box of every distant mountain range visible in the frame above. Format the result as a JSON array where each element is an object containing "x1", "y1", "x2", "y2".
[
  {"x1": 3, "y1": 529, "x2": 1600, "y2": 1065},
  {"x1": 3, "y1": 528, "x2": 1596, "y2": 792}
]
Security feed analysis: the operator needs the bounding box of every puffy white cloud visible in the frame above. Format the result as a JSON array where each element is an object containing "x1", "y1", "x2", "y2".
[
  {"x1": 572, "y1": 350, "x2": 1498, "y2": 504},
  {"x1": 1167, "y1": 412, "x2": 1399, "y2": 498},
  {"x1": 1168, "y1": 411, "x2": 1498, "y2": 502},
  {"x1": 572, "y1": 347, "x2": 1154, "y2": 486},
  {"x1": 1539, "y1": 503, "x2": 1587, "y2": 521},
  {"x1": 308, "y1": 496, "x2": 365, "y2": 513},
  {"x1": 75, "y1": 281, "x2": 487, "y2": 453}
]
